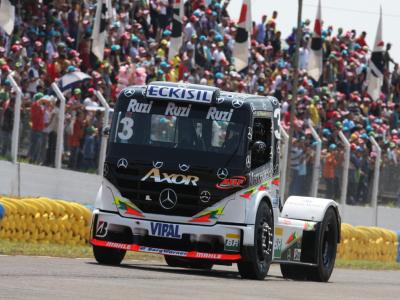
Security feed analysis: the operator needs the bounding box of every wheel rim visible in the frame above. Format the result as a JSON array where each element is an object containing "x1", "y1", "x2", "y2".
[
  {"x1": 257, "y1": 214, "x2": 273, "y2": 261},
  {"x1": 322, "y1": 222, "x2": 335, "y2": 267}
]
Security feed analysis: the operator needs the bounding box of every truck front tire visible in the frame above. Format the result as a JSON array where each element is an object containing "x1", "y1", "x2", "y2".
[
  {"x1": 280, "y1": 207, "x2": 338, "y2": 282},
  {"x1": 237, "y1": 201, "x2": 273, "y2": 280},
  {"x1": 93, "y1": 245, "x2": 126, "y2": 265}
]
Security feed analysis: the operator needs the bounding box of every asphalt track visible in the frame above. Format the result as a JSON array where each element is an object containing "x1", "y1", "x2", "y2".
[{"x1": 0, "y1": 256, "x2": 399, "y2": 300}]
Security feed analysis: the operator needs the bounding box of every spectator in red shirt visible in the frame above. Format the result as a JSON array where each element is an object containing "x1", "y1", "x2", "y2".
[
  {"x1": 68, "y1": 110, "x2": 84, "y2": 170},
  {"x1": 355, "y1": 31, "x2": 368, "y2": 48},
  {"x1": 29, "y1": 93, "x2": 45, "y2": 164}
]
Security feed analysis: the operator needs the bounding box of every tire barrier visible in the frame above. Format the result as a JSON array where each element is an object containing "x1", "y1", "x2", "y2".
[
  {"x1": 0, "y1": 203, "x2": 4, "y2": 220},
  {"x1": 397, "y1": 231, "x2": 400, "y2": 263},
  {"x1": 1, "y1": 197, "x2": 399, "y2": 263},
  {"x1": 0, "y1": 197, "x2": 91, "y2": 245},
  {"x1": 338, "y1": 223, "x2": 399, "y2": 263}
]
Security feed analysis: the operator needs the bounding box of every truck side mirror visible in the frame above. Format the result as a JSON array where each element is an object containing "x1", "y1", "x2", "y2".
[{"x1": 102, "y1": 126, "x2": 110, "y2": 137}]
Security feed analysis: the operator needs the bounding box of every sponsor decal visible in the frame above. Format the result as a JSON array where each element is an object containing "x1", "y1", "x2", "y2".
[
  {"x1": 159, "y1": 188, "x2": 178, "y2": 210},
  {"x1": 206, "y1": 107, "x2": 233, "y2": 121},
  {"x1": 224, "y1": 234, "x2": 240, "y2": 252},
  {"x1": 139, "y1": 246, "x2": 187, "y2": 257},
  {"x1": 250, "y1": 168, "x2": 274, "y2": 185},
  {"x1": 114, "y1": 197, "x2": 144, "y2": 217},
  {"x1": 141, "y1": 168, "x2": 199, "y2": 186},
  {"x1": 274, "y1": 227, "x2": 283, "y2": 237},
  {"x1": 145, "y1": 195, "x2": 152, "y2": 201},
  {"x1": 146, "y1": 85, "x2": 214, "y2": 103},
  {"x1": 200, "y1": 190, "x2": 211, "y2": 203},
  {"x1": 96, "y1": 221, "x2": 108, "y2": 237},
  {"x1": 117, "y1": 158, "x2": 128, "y2": 169},
  {"x1": 273, "y1": 237, "x2": 283, "y2": 258},
  {"x1": 216, "y1": 168, "x2": 228, "y2": 180},
  {"x1": 150, "y1": 222, "x2": 181, "y2": 239},
  {"x1": 195, "y1": 253, "x2": 222, "y2": 259},
  {"x1": 165, "y1": 102, "x2": 191, "y2": 117},
  {"x1": 123, "y1": 88, "x2": 135, "y2": 98},
  {"x1": 127, "y1": 99, "x2": 153, "y2": 113},
  {"x1": 178, "y1": 163, "x2": 190, "y2": 172},
  {"x1": 216, "y1": 176, "x2": 246, "y2": 190},
  {"x1": 106, "y1": 241, "x2": 133, "y2": 250},
  {"x1": 189, "y1": 207, "x2": 224, "y2": 223},
  {"x1": 294, "y1": 248, "x2": 301, "y2": 261}
]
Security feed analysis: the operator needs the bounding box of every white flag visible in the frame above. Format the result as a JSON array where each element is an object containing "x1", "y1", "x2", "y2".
[
  {"x1": 91, "y1": 0, "x2": 113, "y2": 61},
  {"x1": 367, "y1": 7, "x2": 384, "y2": 101},
  {"x1": 307, "y1": 0, "x2": 323, "y2": 81},
  {"x1": 0, "y1": 0, "x2": 15, "y2": 35},
  {"x1": 168, "y1": 0, "x2": 184, "y2": 61},
  {"x1": 233, "y1": 0, "x2": 251, "y2": 72}
]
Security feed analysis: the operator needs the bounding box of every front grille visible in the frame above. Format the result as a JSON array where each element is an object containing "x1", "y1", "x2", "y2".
[{"x1": 110, "y1": 166, "x2": 223, "y2": 217}]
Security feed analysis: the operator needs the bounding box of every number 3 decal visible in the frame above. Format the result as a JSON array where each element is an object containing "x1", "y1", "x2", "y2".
[
  {"x1": 273, "y1": 108, "x2": 281, "y2": 140},
  {"x1": 118, "y1": 117, "x2": 134, "y2": 140}
]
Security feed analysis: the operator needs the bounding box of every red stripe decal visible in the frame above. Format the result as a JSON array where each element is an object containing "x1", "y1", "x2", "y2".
[{"x1": 90, "y1": 239, "x2": 241, "y2": 261}]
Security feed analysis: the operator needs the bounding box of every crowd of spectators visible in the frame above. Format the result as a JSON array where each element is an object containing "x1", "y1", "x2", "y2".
[{"x1": 0, "y1": 0, "x2": 399, "y2": 204}]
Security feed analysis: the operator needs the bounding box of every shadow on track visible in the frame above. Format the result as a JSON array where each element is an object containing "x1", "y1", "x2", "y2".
[{"x1": 86, "y1": 261, "x2": 284, "y2": 281}]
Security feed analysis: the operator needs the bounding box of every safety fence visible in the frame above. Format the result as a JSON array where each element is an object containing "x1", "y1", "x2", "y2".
[
  {"x1": 0, "y1": 73, "x2": 110, "y2": 175},
  {"x1": 280, "y1": 124, "x2": 400, "y2": 220},
  {"x1": 1, "y1": 197, "x2": 399, "y2": 263}
]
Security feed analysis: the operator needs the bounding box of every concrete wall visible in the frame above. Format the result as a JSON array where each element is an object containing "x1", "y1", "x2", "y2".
[
  {"x1": 340, "y1": 205, "x2": 400, "y2": 230},
  {"x1": 1, "y1": 160, "x2": 399, "y2": 230},
  {"x1": 0, "y1": 160, "x2": 101, "y2": 204}
]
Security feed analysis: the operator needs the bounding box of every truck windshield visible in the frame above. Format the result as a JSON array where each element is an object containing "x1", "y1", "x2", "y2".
[{"x1": 111, "y1": 110, "x2": 247, "y2": 156}]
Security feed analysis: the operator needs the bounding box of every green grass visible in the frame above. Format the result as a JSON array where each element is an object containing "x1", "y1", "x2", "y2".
[
  {"x1": 0, "y1": 240, "x2": 162, "y2": 261},
  {"x1": 335, "y1": 259, "x2": 400, "y2": 270},
  {"x1": 1, "y1": 240, "x2": 399, "y2": 269}
]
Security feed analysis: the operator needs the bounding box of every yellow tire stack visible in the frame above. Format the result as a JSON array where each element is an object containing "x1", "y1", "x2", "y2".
[
  {"x1": 337, "y1": 223, "x2": 399, "y2": 262},
  {"x1": 0, "y1": 197, "x2": 92, "y2": 245}
]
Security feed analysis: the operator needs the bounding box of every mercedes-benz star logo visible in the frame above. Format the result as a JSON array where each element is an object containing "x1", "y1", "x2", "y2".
[
  {"x1": 124, "y1": 88, "x2": 135, "y2": 97},
  {"x1": 178, "y1": 163, "x2": 190, "y2": 172},
  {"x1": 153, "y1": 161, "x2": 164, "y2": 169},
  {"x1": 232, "y1": 99, "x2": 244, "y2": 108},
  {"x1": 200, "y1": 191, "x2": 211, "y2": 203},
  {"x1": 117, "y1": 158, "x2": 128, "y2": 169},
  {"x1": 216, "y1": 168, "x2": 228, "y2": 180},
  {"x1": 159, "y1": 188, "x2": 178, "y2": 210}
]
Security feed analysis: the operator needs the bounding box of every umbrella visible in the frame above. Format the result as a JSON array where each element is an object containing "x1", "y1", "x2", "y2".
[{"x1": 59, "y1": 71, "x2": 91, "y2": 91}]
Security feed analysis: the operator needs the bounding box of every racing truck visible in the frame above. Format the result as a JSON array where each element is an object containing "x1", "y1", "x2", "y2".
[{"x1": 90, "y1": 82, "x2": 341, "y2": 281}]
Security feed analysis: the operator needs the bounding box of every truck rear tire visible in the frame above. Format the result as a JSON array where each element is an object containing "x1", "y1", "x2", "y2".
[
  {"x1": 93, "y1": 245, "x2": 126, "y2": 265},
  {"x1": 280, "y1": 207, "x2": 338, "y2": 282},
  {"x1": 237, "y1": 201, "x2": 273, "y2": 280},
  {"x1": 164, "y1": 256, "x2": 213, "y2": 270}
]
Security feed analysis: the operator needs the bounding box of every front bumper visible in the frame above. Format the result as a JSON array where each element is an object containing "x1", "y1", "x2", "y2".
[{"x1": 90, "y1": 209, "x2": 255, "y2": 261}]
